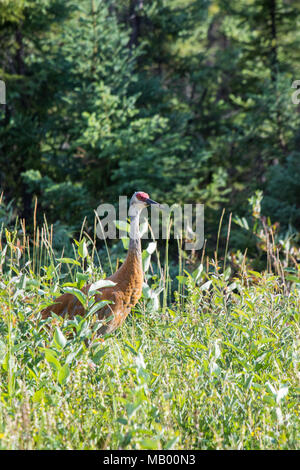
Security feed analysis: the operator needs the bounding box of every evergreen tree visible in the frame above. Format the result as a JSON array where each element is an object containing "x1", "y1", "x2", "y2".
[{"x1": 0, "y1": 0, "x2": 299, "y2": 252}]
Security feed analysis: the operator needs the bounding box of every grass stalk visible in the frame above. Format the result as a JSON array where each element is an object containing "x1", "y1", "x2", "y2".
[
  {"x1": 215, "y1": 208, "x2": 225, "y2": 269},
  {"x1": 223, "y1": 213, "x2": 232, "y2": 273}
]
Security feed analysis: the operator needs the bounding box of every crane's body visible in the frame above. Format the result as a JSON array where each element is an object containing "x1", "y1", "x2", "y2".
[{"x1": 40, "y1": 192, "x2": 159, "y2": 335}]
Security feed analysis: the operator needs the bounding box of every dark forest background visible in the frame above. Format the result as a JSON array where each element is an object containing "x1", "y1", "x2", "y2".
[{"x1": 1, "y1": 0, "x2": 300, "y2": 263}]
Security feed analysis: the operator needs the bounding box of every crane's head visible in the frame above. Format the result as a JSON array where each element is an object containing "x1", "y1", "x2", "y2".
[{"x1": 129, "y1": 191, "x2": 160, "y2": 215}]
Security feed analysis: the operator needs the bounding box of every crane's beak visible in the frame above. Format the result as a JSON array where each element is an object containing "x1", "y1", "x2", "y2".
[{"x1": 145, "y1": 197, "x2": 161, "y2": 208}]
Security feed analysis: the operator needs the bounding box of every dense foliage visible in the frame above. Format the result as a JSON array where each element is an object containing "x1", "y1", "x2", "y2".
[{"x1": 0, "y1": 0, "x2": 299, "y2": 257}]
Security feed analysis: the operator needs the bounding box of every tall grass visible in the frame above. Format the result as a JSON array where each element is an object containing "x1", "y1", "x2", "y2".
[{"x1": 0, "y1": 203, "x2": 299, "y2": 450}]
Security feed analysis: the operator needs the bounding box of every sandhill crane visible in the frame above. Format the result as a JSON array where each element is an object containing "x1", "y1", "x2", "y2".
[{"x1": 41, "y1": 192, "x2": 160, "y2": 335}]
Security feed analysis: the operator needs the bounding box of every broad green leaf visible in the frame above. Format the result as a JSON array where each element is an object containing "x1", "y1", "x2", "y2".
[
  {"x1": 32, "y1": 388, "x2": 45, "y2": 403},
  {"x1": 200, "y1": 280, "x2": 212, "y2": 290},
  {"x1": 117, "y1": 417, "x2": 128, "y2": 425},
  {"x1": 276, "y1": 386, "x2": 289, "y2": 403},
  {"x1": 58, "y1": 364, "x2": 70, "y2": 385},
  {"x1": 76, "y1": 273, "x2": 90, "y2": 290},
  {"x1": 114, "y1": 220, "x2": 130, "y2": 233},
  {"x1": 65, "y1": 346, "x2": 83, "y2": 364},
  {"x1": 286, "y1": 275, "x2": 300, "y2": 283},
  {"x1": 26, "y1": 366, "x2": 38, "y2": 381},
  {"x1": 146, "y1": 241, "x2": 156, "y2": 254},
  {"x1": 43, "y1": 349, "x2": 61, "y2": 372},
  {"x1": 126, "y1": 401, "x2": 141, "y2": 419},
  {"x1": 121, "y1": 237, "x2": 129, "y2": 250},
  {"x1": 89, "y1": 279, "x2": 116, "y2": 295},
  {"x1": 140, "y1": 439, "x2": 159, "y2": 450},
  {"x1": 142, "y1": 252, "x2": 151, "y2": 272},
  {"x1": 63, "y1": 286, "x2": 87, "y2": 306},
  {"x1": 88, "y1": 300, "x2": 112, "y2": 316},
  {"x1": 248, "y1": 270, "x2": 262, "y2": 278},
  {"x1": 90, "y1": 346, "x2": 108, "y2": 364},
  {"x1": 78, "y1": 239, "x2": 88, "y2": 259},
  {"x1": 192, "y1": 263, "x2": 203, "y2": 281},
  {"x1": 164, "y1": 436, "x2": 179, "y2": 450},
  {"x1": 54, "y1": 327, "x2": 67, "y2": 349},
  {"x1": 176, "y1": 275, "x2": 188, "y2": 284}
]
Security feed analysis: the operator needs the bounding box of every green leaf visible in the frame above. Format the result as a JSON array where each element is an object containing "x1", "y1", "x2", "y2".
[
  {"x1": 117, "y1": 417, "x2": 128, "y2": 425},
  {"x1": 57, "y1": 257, "x2": 81, "y2": 266},
  {"x1": 245, "y1": 300, "x2": 255, "y2": 311},
  {"x1": 58, "y1": 364, "x2": 70, "y2": 385},
  {"x1": 200, "y1": 280, "x2": 212, "y2": 290},
  {"x1": 32, "y1": 388, "x2": 45, "y2": 403},
  {"x1": 63, "y1": 286, "x2": 87, "y2": 306},
  {"x1": 114, "y1": 220, "x2": 130, "y2": 233},
  {"x1": 54, "y1": 327, "x2": 67, "y2": 349},
  {"x1": 164, "y1": 436, "x2": 179, "y2": 450},
  {"x1": 78, "y1": 239, "x2": 88, "y2": 259},
  {"x1": 88, "y1": 300, "x2": 112, "y2": 316},
  {"x1": 89, "y1": 279, "x2": 116, "y2": 295},
  {"x1": 192, "y1": 263, "x2": 203, "y2": 282},
  {"x1": 255, "y1": 337, "x2": 276, "y2": 346},
  {"x1": 26, "y1": 366, "x2": 38, "y2": 381},
  {"x1": 126, "y1": 401, "x2": 141, "y2": 419},
  {"x1": 121, "y1": 237, "x2": 129, "y2": 250},
  {"x1": 0, "y1": 340, "x2": 6, "y2": 364},
  {"x1": 276, "y1": 386, "x2": 289, "y2": 403},
  {"x1": 286, "y1": 275, "x2": 300, "y2": 283},
  {"x1": 140, "y1": 438, "x2": 159, "y2": 450},
  {"x1": 124, "y1": 341, "x2": 138, "y2": 355},
  {"x1": 142, "y1": 252, "x2": 152, "y2": 272},
  {"x1": 248, "y1": 271, "x2": 262, "y2": 278},
  {"x1": 223, "y1": 341, "x2": 244, "y2": 355},
  {"x1": 43, "y1": 348, "x2": 61, "y2": 372},
  {"x1": 233, "y1": 309, "x2": 250, "y2": 320},
  {"x1": 146, "y1": 241, "x2": 156, "y2": 254},
  {"x1": 176, "y1": 275, "x2": 188, "y2": 284},
  {"x1": 91, "y1": 346, "x2": 108, "y2": 364}
]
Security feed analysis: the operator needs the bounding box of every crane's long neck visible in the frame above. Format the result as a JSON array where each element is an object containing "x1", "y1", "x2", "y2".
[
  {"x1": 109, "y1": 206, "x2": 143, "y2": 286},
  {"x1": 128, "y1": 209, "x2": 142, "y2": 257},
  {"x1": 111, "y1": 207, "x2": 143, "y2": 284}
]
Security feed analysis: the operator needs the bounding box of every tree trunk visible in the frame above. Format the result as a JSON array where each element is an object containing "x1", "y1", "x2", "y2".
[{"x1": 128, "y1": 0, "x2": 143, "y2": 50}]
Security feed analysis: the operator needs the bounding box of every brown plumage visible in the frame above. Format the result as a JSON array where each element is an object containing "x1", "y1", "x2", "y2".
[{"x1": 40, "y1": 191, "x2": 160, "y2": 336}]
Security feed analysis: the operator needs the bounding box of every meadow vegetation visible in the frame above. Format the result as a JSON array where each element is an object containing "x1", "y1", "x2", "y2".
[{"x1": 0, "y1": 198, "x2": 299, "y2": 450}]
